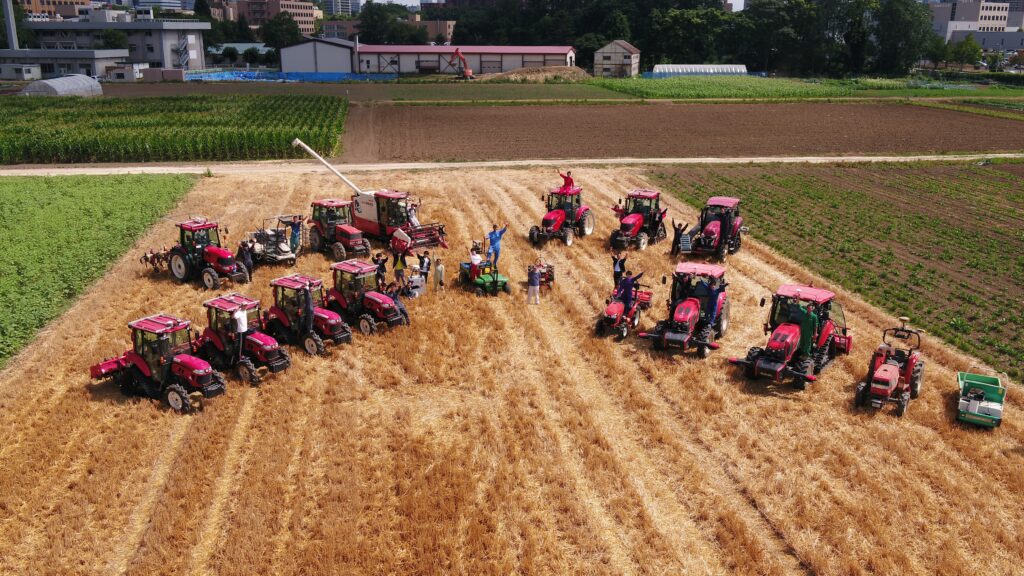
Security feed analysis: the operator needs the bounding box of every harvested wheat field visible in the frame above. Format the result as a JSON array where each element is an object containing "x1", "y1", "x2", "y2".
[{"x1": 0, "y1": 167, "x2": 1021, "y2": 576}]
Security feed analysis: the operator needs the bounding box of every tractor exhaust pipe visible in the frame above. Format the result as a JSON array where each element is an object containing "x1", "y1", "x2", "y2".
[{"x1": 291, "y1": 138, "x2": 365, "y2": 195}]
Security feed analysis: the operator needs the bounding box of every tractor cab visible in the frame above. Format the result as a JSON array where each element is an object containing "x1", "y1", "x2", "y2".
[
  {"x1": 353, "y1": 190, "x2": 414, "y2": 238},
  {"x1": 267, "y1": 274, "x2": 351, "y2": 354},
  {"x1": 129, "y1": 314, "x2": 205, "y2": 385},
  {"x1": 203, "y1": 293, "x2": 264, "y2": 347},
  {"x1": 179, "y1": 218, "x2": 224, "y2": 251},
  {"x1": 168, "y1": 217, "x2": 248, "y2": 289},
  {"x1": 669, "y1": 263, "x2": 727, "y2": 315},
  {"x1": 680, "y1": 197, "x2": 746, "y2": 258},
  {"x1": 272, "y1": 274, "x2": 327, "y2": 314},
  {"x1": 331, "y1": 259, "x2": 377, "y2": 301},
  {"x1": 622, "y1": 189, "x2": 660, "y2": 217},
  {"x1": 544, "y1": 186, "x2": 582, "y2": 213},
  {"x1": 312, "y1": 199, "x2": 353, "y2": 229},
  {"x1": 699, "y1": 197, "x2": 741, "y2": 230}
]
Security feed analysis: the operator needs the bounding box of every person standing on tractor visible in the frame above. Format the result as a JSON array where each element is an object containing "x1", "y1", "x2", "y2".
[
  {"x1": 557, "y1": 169, "x2": 574, "y2": 192},
  {"x1": 232, "y1": 305, "x2": 248, "y2": 364},
  {"x1": 487, "y1": 223, "x2": 508, "y2": 268},
  {"x1": 408, "y1": 201, "x2": 421, "y2": 228},
  {"x1": 612, "y1": 251, "x2": 627, "y2": 288},
  {"x1": 789, "y1": 302, "x2": 818, "y2": 361},
  {"x1": 527, "y1": 264, "x2": 542, "y2": 305},
  {"x1": 616, "y1": 270, "x2": 644, "y2": 313},
  {"x1": 299, "y1": 284, "x2": 315, "y2": 336},
  {"x1": 671, "y1": 219, "x2": 687, "y2": 257},
  {"x1": 288, "y1": 215, "x2": 303, "y2": 254},
  {"x1": 469, "y1": 247, "x2": 483, "y2": 281}
]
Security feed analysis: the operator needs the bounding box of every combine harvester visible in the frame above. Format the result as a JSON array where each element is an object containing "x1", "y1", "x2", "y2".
[
  {"x1": 677, "y1": 196, "x2": 748, "y2": 260},
  {"x1": 854, "y1": 317, "x2": 924, "y2": 417},
  {"x1": 140, "y1": 217, "x2": 250, "y2": 289},
  {"x1": 292, "y1": 139, "x2": 448, "y2": 253}
]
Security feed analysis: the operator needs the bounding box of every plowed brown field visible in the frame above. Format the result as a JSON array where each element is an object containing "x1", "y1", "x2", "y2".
[{"x1": 0, "y1": 167, "x2": 1020, "y2": 576}]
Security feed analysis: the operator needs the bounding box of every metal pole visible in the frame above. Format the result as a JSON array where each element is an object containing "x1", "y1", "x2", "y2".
[
  {"x1": 3, "y1": 0, "x2": 19, "y2": 51},
  {"x1": 291, "y1": 138, "x2": 364, "y2": 195}
]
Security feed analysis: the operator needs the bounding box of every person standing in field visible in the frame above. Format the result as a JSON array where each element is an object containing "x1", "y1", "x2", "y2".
[
  {"x1": 616, "y1": 270, "x2": 644, "y2": 313},
  {"x1": 558, "y1": 169, "x2": 574, "y2": 192},
  {"x1": 417, "y1": 251, "x2": 431, "y2": 284},
  {"x1": 434, "y1": 258, "x2": 445, "y2": 290},
  {"x1": 393, "y1": 249, "x2": 407, "y2": 284},
  {"x1": 612, "y1": 251, "x2": 627, "y2": 288},
  {"x1": 486, "y1": 223, "x2": 508, "y2": 269},
  {"x1": 236, "y1": 239, "x2": 254, "y2": 274},
  {"x1": 288, "y1": 215, "x2": 303, "y2": 254},
  {"x1": 671, "y1": 219, "x2": 687, "y2": 257},
  {"x1": 373, "y1": 252, "x2": 388, "y2": 290},
  {"x1": 527, "y1": 264, "x2": 541, "y2": 305}
]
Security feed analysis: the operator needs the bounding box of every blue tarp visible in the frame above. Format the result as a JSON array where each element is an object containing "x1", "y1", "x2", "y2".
[{"x1": 185, "y1": 71, "x2": 399, "y2": 82}]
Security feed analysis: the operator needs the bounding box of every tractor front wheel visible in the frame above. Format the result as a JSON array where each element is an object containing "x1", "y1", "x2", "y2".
[
  {"x1": 657, "y1": 222, "x2": 667, "y2": 242},
  {"x1": 910, "y1": 362, "x2": 924, "y2": 399},
  {"x1": 793, "y1": 358, "x2": 812, "y2": 390},
  {"x1": 332, "y1": 242, "x2": 347, "y2": 262},
  {"x1": 581, "y1": 211, "x2": 595, "y2": 236},
  {"x1": 617, "y1": 324, "x2": 628, "y2": 340},
  {"x1": 164, "y1": 383, "x2": 191, "y2": 414},
  {"x1": 201, "y1": 267, "x2": 220, "y2": 290},
  {"x1": 169, "y1": 253, "x2": 190, "y2": 283},
  {"x1": 358, "y1": 314, "x2": 377, "y2": 336},
  {"x1": 564, "y1": 228, "x2": 574, "y2": 247},
  {"x1": 302, "y1": 333, "x2": 325, "y2": 356},
  {"x1": 502, "y1": 282, "x2": 511, "y2": 295},
  {"x1": 309, "y1": 228, "x2": 323, "y2": 253},
  {"x1": 474, "y1": 287, "x2": 485, "y2": 297},
  {"x1": 895, "y1": 393, "x2": 910, "y2": 417},
  {"x1": 237, "y1": 357, "x2": 260, "y2": 386},
  {"x1": 636, "y1": 233, "x2": 649, "y2": 251},
  {"x1": 528, "y1": 226, "x2": 541, "y2": 246},
  {"x1": 731, "y1": 231, "x2": 743, "y2": 254}
]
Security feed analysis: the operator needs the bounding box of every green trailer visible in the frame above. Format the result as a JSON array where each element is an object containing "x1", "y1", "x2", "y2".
[
  {"x1": 957, "y1": 371, "x2": 1006, "y2": 428},
  {"x1": 459, "y1": 261, "x2": 511, "y2": 296}
]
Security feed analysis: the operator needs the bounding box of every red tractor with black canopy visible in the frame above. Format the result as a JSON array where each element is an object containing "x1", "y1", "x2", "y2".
[
  {"x1": 855, "y1": 317, "x2": 925, "y2": 417},
  {"x1": 327, "y1": 259, "x2": 408, "y2": 335},
  {"x1": 264, "y1": 274, "x2": 352, "y2": 355},
  {"x1": 678, "y1": 196, "x2": 747, "y2": 260},
  {"x1": 639, "y1": 263, "x2": 730, "y2": 358},
  {"x1": 528, "y1": 185, "x2": 595, "y2": 247},
  {"x1": 729, "y1": 285, "x2": 852, "y2": 389},
  {"x1": 308, "y1": 199, "x2": 372, "y2": 261},
  {"x1": 89, "y1": 314, "x2": 226, "y2": 413},
  {"x1": 610, "y1": 189, "x2": 668, "y2": 251},
  {"x1": 195, "y1": 293, "x2": 291, "y2": 385}
]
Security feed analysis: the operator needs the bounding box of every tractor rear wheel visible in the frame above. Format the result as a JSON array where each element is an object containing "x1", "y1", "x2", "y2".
[
  {"x1": 632, "y1": 309, "x2": 641, "y2": 328},
  {"x1": 237, "y1": 262, "x2": 250, "y2": 284},
  {"x1": 636, "y1": 233, "x2": 649, "y2": 251},
  {"x1": 302, "y1": 333, "x2": 325, "y2": 356},
  {"x1": 164, "y1": 383, "x2": 191, "y2": 414},
  {"x1": 617, "y1": 324, "x2": 628, "y2": 340},
  {"x1": 910, "y1": 362, "x2": 924, "y2": 399},
  {"x1": 169, "y1": 253, "x2": 190, "y2": 283},
  {"x1": 581, "y1": 211, "x2": 595, "y2": 236},
  {"x1": 474, "y1": 287, "x2": 485, "y2": 297},
  {"x1": 309, "y1": 228, "x2": 323, "y2": 253},
  {"x1": 595, "y1": 318, "x2": 605, "y2": 336},
  {"x1": 731, "y1": 231, "x2": 743, "y2": 254},
  {"x1": 358, "y1": 314, "x2": 376, "y2": 336},
  {"x1": 279, "y1": 348, "x2": 292, "y2": 369},
  {"x1": 201, "y1": 268, "x2": 220, "y2": 290},
  {"x1": 332, "y1": 242, "x2": 346, "y2": 262},
  {"x1": 237, "y1": 357, "x2": 260, "y2": 386},
  {"x1": 697, "y1": 325, "x2": 714, "y2": 358},
  {"x1": 529, "y1": 226, "x2": 541, "y2": 246},
  {"x1": 564, "y1": 228, "x2": 574, "y2": 247},
  {"x1": 717, "y1": 300, "x2": 730, "y2": 338},
  {"x1": 502, "y1": 282, "x2": 511, "y2": 294},
  {"x1": 117, "y1": 367, "x2": 145, "y2": 396},
  {"x1": 793, "y1": 357, "x2": 812, "y2": 390}
]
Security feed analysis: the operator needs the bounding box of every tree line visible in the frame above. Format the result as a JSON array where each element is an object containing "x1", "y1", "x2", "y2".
[{"x1": 423, "y1": 0, "x2": 940, "y2": 76}]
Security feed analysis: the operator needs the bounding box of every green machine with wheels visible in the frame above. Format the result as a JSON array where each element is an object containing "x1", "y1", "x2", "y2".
[{"x1": 957, "y1": 371, "x2": 1006, "y2": 428}]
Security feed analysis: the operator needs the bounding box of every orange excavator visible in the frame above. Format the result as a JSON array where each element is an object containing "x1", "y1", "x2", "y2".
[{"x1": 448, "y1": 48, "x2": 474, "y2": 80}]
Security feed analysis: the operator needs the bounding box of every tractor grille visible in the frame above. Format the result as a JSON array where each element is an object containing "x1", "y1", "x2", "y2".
[
  {"x1": 218, "y1": 256, "x2": 235, "y2": 266},
  {"x1": 542, "y1": 217, "x2": 556, "y2": 229},
  {"x1": 265, "y1": 349, "x2": 290, "y2": 372}
]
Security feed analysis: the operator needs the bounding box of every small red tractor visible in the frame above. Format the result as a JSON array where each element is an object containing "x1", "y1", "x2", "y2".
[
  {"x1": 194, "y1": 293, "x2": 292, "y2": 385},
  {"x1": 327, "y1": 259, "x2": 408, "y2": 335},
  {"x1": 610, "y1": 189, "x2": 668, "y2": 251},
  {"x1": 595, "y1": 279, "x2": 653, "y2": 339},
  {"x1": 528, "y1": 185, "x2": 595, "y2": 247},
  {"x1": 264, "y1": 274, "x2": 352, "y2": 355},
  {"x1": 140, "y1": 217, "x2": 250, "y2": 290},
  {"x1": 89, "y1": 314, "x2": 226, "y2": 413},
  {"x1": 729, "y1": 285, "x2": 852, "y2": 389},
  {"x1": 292, "y1": 138, "x2": 448, "y2": 253},
  {"x1": 855, "y1": 317, "x2": 925, "y2": 417},
  {"x1": 308, "y1": 199, "x2": 372, "y2": 261},
  {"x1": 639, "y1": 263, "x2": 729, "y2": 358},
  {"x1": 678, "y1": 196, "x2": 747, "y2": 260}
]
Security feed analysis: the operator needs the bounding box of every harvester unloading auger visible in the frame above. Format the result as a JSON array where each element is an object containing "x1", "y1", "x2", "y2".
[{"x1": 291, "y1": 138, "x2": 448, "y2": 253}]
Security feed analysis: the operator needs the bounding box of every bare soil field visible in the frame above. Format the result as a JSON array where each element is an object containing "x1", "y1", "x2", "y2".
[
  {"x1": 339, "y1": 102, "x2": 1024, "y2": 163},
  {"x1": 0, "y1": 167, "x2": 1021, "y2": 575}
]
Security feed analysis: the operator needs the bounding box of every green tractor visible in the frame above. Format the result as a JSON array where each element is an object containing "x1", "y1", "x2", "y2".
[{"x1": 459, "y1": 260, "x2": 511, "y2": 297}]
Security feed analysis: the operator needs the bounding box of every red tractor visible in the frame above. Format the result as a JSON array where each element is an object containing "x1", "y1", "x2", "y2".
[
  {"x1": 308, "y1": 199, "x2": 372, "y2": 261},
  {"x1": 264, "y1": 274, "x2": 352, "y2": 355},
  {"x1": 678, "y1": 196, "x2": 747, "y2": 260},
  {"x1": 595, "y1": 279, "x2": 654, "y2": 339},
  {"x1": 639, "y1": 263, "x2": 729, "y2": 358},
  {"x1": 89, "y1": 314, "x2": 226, "y2": 413},
  {"x1": 729, "y1": 285, "x2": 852, "y2": 389},
  {"x1": 528, "y1": 185, "x2": 595, "y2": 247},
  {"x1": 141, "y1": 217, "x2": 250, "y2": 290},
  {"x1": 327, "y1": 259, "x2": 408, "y2": 335},
  {"x1": 194, "y1": 293, "x2": 291, "y2": 385},
  {"x1": 855, "y1": 317, "x2": 925, "y2": 417},
  {"x1": 610, "y1": 189, "x2": 668, "y2": 251}
]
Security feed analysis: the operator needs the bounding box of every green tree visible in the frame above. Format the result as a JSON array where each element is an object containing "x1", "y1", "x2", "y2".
[
  {"x1": 924, "y1": 34, "x2": 949, "y2": 69},
  {"x1": 951, "y1": 33, "x2": 982, "y2": 71},
  {"x1": 193, "y1": 0, "x2": 212, "y2": 19},
  {"x1": 873, "y1": 0, "x2": 932, "y2": 75},
  {"x1": 221, "y1": 46, "x2": 239, "y2": 65},
  {"x1": 259, "y1": 12, "x2": 302, "y2": 50},
  {"x1": 262, "y1": 48, "x2": 278, "y2": 66},
  {"x1": 1009, "y1": 52, "x2": 1024, "y2": 68},
  {"x1": 236, "y1": 15, "x2": 257, "y2": 42},
  {"x1": 601, "y1": 9, "x2": 631, "y2": 41},
  {"x1": 243, "y1": 46, "x2": 262, "y2": 65},
  {"x1": 356, "y1": 0, "x2": 409, "y2": 43},
  {"x1": 984, "y1": 52, "x2": 1002, "y2": 72},
  {"x1": 99, "y1": 29, "x2": 129, "y2": 49}
]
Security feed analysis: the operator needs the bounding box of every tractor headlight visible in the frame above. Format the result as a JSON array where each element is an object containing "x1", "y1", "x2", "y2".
[
  {"x1": 194, "y1": 368, "x2": 212, "y2": 375},
  {"x1": 262, "y1": 344, "x2": 276, "y2": 351}
]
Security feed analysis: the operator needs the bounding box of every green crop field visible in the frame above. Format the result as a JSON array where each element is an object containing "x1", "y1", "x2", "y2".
[
  {"x1": 0, "y1": 95, "x2": 347, "y2": 164},
  {"x1": 0, "y1": 174, "x2": 196, "y2": 368},
  {"x1": 958, "y1": 98, "x2": 1024, "y2": 111},
  {"x1": 654, "y1": 162, "x2": 1024, "y2": 379}
]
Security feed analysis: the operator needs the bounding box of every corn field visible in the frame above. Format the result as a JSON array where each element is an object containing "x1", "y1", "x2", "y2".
[{"x1": 0, "y1": 95, "x2": 348, "y2": 163}]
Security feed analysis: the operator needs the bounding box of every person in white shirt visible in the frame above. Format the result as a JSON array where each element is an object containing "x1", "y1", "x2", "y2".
[{"x1": 233, "y1": 307, "x2": 248, "y2": 363}]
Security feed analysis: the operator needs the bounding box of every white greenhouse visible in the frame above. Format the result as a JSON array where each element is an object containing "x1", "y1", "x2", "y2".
[{"x1": 20, "y1": 74, "x2": 103, "y2": 97}]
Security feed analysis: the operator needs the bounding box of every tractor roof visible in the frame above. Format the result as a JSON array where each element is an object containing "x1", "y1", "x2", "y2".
[
  {"x1": 129, "y1": 313, "x2": 191, "y2": 334},
  {"x1": 203, "y1": 292, "x2": 260, "y2": 312},
  {"x1": 549, "y1": 185, "x2": 582, "y2": 196},
  {"x1": 706, "y1": 196, "x2": 740, "y2": 208},
  {"x1": 374, "y1": 190, "x2": 407, "y2": 200},
  {"x1": 178, "y1": 217, "x2": 218, "y2": 232},
  {"x1": 628, "y1": 188, "x2": 660, "y2": 200},
  {"x1": 674, "y1": 262, "x2": 726, "y2": 278},
  {"x1": 331, "y1": 259, "x2": 377, "y2": 275},
  {"x1": 312, "y1": 198, "x2": 352, "y2": 208},
  {"x1": 271, "y1": 273, "x2": 324, "y2": 290},
  {"x1": 776, "y1": 284, "x2": 835, "y2": 304}
]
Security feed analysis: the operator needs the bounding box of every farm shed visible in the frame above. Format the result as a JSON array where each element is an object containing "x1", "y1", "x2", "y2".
[
  {"x1": 649, "y1": 64, "x2": 748, "y2": 78},
  {"x1": 594, "y1": 40, "x2": 640, "y2": 77},
  {"x1": 352, "y1": 45, "x2": 576, "y2": 75},
  {"x1": 20, "y1": 74, "x2": 103, "y2": 97},
  {"x1": 280, "y1": 37, "x2": 355, "y2": 73},
  {"x1": 0, "y1": 63, "x2": 41, "y2": 81}
]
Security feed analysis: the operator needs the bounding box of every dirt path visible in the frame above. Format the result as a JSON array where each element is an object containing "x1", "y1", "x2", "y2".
[{"x1": 0, "y1": 167, "x2": 1021, "y2": 574}]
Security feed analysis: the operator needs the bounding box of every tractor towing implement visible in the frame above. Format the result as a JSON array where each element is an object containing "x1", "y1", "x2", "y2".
[
  {"x1": 610, "y1": 189, "x2": 668, "y2": 251},
  {"x1": 140, "y1": 217, "x2": 250, "y2": 290},
  {"x1": 264, "y1": 274, "x2": 352, "y2": 355},
  {"x1": 677, "y1": 196, "x2": 748, "y2": 260},
  {"x1": 292, "y1": 138, "x2": 448, "y2": 252},
  {"x1": 327, "y1": 259, "x2": 408, "y2": 335},
  {"x1": 957, "y1": 370, "x2": 1006, "y2": 428},
  {"x1": 639, "y1": 262, "x2": 729, "y2": 358},
  {"x1": 854, "y1": 317, "x2": 924, "y2": 417},
  {"x1": 528, "y1": 185, "x2": 595, "y2": 247},
  {"x1": 308, "y1": 199, "x2": 371, "y2": 261},
  {"x1": 729, "y1": 284, "x2": 852, "y2": 389},
  {"x1": 195, "y1": 293, "x2": 291, "y2": 385},
  {"x1": 89, "y1": 314, "x2": 226, "y2": 413}
]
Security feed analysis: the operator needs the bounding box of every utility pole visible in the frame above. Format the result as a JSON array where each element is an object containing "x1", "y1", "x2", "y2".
[{"x1": 3, "y1": 0, "x2": 20, "y2": 50}]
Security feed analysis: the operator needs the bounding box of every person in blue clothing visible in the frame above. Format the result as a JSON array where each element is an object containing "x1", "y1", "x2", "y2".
[
  {"x1": 287, "y1": 215, "x2": 303, "y2": 254},
  {"x1": 616, "y1": 270, "x2": 644, "y2": 314},
  {"x1": 486, "y1": 222, "x2": 508, "y2": 268}
]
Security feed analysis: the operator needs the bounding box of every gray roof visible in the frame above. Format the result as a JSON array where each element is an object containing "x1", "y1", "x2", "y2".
[
  {"x1": 26, "y1": 20, "x2": 211, "y2": 31},
  {"x1": 292, "y1": 36, "x2": 356, "y2": 49},
  {"x1": 21, "y1": 75, "x2": 103, "y2": 97},
  {"x1": 0, "y1": 48, "x2": 129, "y2": 59}
]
